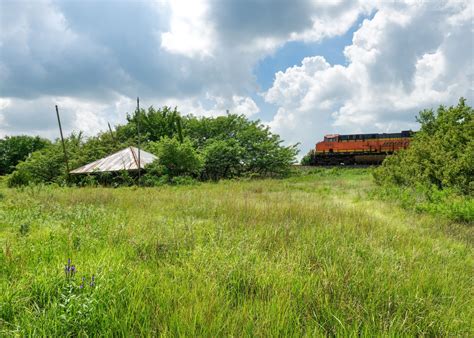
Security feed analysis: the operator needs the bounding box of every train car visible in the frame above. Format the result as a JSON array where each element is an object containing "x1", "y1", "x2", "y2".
[{"x1": 310, "y1": 130, "x2": 414, "y2": 165}]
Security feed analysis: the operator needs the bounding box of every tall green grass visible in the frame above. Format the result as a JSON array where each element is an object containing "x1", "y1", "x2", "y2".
[
  {"x1": 1, "y1": 169, "x2": 472, "y2": 335},
  {"x1": 369, "y1": 184, "x2": 474, "y2": 223}
]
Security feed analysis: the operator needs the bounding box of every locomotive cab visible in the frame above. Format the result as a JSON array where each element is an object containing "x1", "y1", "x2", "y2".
[
  {"x1": 324, "y1": 135, "x2": 339, "y2": 142},
  {"x1": 317, "y1": 134, "x2": 339, "y2": 153}
]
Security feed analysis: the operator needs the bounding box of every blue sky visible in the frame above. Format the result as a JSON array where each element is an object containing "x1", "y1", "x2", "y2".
[
  {"x1": 0, "y1": 0, "x2": 472, "y2": 154},
  {"x1": 255, "y1": 26, "x2": 356, "y2": 91},
  {"x1": 253, "y1": 14, "x2": 372, "y2": 121}
]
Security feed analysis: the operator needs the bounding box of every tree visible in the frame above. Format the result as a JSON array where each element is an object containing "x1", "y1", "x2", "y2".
[
  {"x1": 116, "y1": 106, "x2": 184, "y2": 143},
  {"x1": 8, "y1": 143, "x2": 66, "y2": 186},
  {"x1": 183, "y1": 114, "x2": 298, "y2": 177},
  {"x1": 202, "y1": 139, "x2": 244, "y2": 180},
  {"x1": 147, "y1": 137, "x2": 202, "y2": 178},
  {"x1": 6, "y1": 132, "x2": 108, "y2": 187},
  {"x1": 0, "y1": 135, "x2": 50, "y2": 175},
  {"x1": 374, "y1": 98, "x2": 474, "y2": 195}
]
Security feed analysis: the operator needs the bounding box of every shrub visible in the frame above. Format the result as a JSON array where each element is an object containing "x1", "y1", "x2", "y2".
[
  {"x1": 202, "y1": 139, "x2": 244, "y2": 180},
  {"x1": 0, "y1": 135, "x2": 50, "y2": 175},
  {"x1": 147, "y1": 137, "x2": 203, "y2": 178},
  {"x1": 373, "y1": 98, "x2": 474, "y2": 222},
  {"x1": 7, "y1": 169, "x2": 32, "y2": 187},
  {"x1": 374, "y1": 98, "x2": 473, "y2": 195},
  {"x1": 300, "y1": 150, "x2": 315, "y2": 165},
  {"x1": 170, "y1": 176, "x2": 199, "y2": 186},
  {"x1": 7, "y1": 143, "x2": 67, "y2": 186}
]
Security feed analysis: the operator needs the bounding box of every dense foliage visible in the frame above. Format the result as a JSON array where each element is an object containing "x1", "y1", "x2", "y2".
[
  {"x1": 0, "y1": 135, "x2": 50, "y2": 175},
  {"x1": 374, "y1": 98, "x2": 473, "y2": 222},
  {"x1": 145, "y1": 137, "x2": 203, "y2": 181},
  {"x1": 6, "y1": 132, "x2": 125, "y2": 187},
  {"x1": 300, "y1": 149, "x2": 315, "y2": 166},
  {"x1": 374, "y1": 98, "x2": 473, "y2": 193},
  {"x1": 116, "y1": 106, "x2": 184, "y2": 143},
  {"x1": 184, "y1": 114, "x2": 298, "y2": 178},
  {"x1": 4, "y1": 107, "x2": 298, "y2": 186},
  {"x1": 202, "y1": 139, "x2": 244, "y2": 180}
]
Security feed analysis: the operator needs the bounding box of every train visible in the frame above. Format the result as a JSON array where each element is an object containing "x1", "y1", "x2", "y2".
[{"x1": 308, "y1": 130, "x2": 414, "y2": 165}]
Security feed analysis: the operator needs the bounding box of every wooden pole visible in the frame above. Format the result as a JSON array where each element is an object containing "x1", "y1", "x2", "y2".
[
  {"x1": 136, "y1": 97, "x2": 141, "y2": 186},
  {"x1": 55, "y1": 105, "x2": 70, "y2": 178},
  {"x1": 107, "y1": 122, "x2": 116, "y2": 144}
]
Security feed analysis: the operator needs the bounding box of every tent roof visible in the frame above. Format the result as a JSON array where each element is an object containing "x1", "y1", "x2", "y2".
[{"x1": 70, "y1": 146, "x2": 157, "y2": 174}]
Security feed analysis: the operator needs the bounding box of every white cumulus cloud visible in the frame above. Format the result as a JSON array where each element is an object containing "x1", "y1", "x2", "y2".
[
  {"x1": 266, "y1": 0, "x2": 474, "y2": 154},
  {"x1": 160, "y1": 0, "x2": 215, "y2": 57},
  {"x1": 0, "y1": 0, "x2": 472, "y2": 153}
]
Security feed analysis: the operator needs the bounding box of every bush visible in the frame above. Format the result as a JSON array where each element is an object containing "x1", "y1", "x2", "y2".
[
  {"x1": 0, "y1": 135, "x2": 50, "y2": 175},
  {"x1": 147, "y1": 137, "x2": 203, "y2": 179},
  {"x1": 300, "y1": 150, "x2": 315, "y2": 165},
  {"x1": 170, "y1": 176, "x2": 199, "y2": 186},
  {"x1": 373, "y1": 98, "x2": 474, "y2": 222},
  {"x1": 374, "y1": 98, "x2": 473, "y2": 195},
  {"x1": 202, "y1": 139, "x2": 244, "y2": 180},
  {"x1": 370, "y1": 185, "x2": 473, "y2": 223},
  {"x1": 7, "y1": 143, "x2": 67, "y2": 186},
  {"x1": 7, "y1": 170, "x2": 32, "y2": 187}
]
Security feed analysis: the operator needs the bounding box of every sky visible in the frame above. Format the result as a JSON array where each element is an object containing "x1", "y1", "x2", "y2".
[{"x1": 0, "y1": 0, "x2": 473, "y2": 155}]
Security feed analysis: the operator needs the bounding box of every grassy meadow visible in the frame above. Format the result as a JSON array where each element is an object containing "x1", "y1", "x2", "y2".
[{"x1": 1, "y1": 168, "x2": 473, "y2": 336}]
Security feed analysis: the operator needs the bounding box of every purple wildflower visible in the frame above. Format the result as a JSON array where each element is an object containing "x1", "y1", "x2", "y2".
[
  {"x1": 64, "y1": 259, "x2": 75, "y2": 278},
  {"x1": 90, "y1": 275, "x2": 95, "y2": 287}
]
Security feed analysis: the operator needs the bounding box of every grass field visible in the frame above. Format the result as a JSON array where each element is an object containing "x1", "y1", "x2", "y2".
[{"x1": 1, "y1": 169, "x2": 473, "y2": 336}]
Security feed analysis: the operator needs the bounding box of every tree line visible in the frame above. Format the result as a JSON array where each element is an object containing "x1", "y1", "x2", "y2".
[{"x1": 2, "y1": 107, "x2": 299, "y2": 186}]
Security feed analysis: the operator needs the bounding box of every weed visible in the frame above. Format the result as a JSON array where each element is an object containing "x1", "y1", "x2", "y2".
[{"x1": 19, "y1": 223, "x2": 30, "y2": 236}]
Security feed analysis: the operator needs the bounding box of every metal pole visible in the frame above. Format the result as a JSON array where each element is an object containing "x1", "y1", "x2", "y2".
[
  {"x1": 136, "y1": 97, "x2": 141, "y2": 186},
  {"x1": 55, "y1": 105, "x2": 70, "y2": 178}
]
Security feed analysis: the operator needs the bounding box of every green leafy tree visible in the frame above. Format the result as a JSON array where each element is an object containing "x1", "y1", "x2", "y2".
[
  {"x1": 116, "y1": 106, "x2": 184, "y2": 144},
  {"x1": 374, "y1": 98, "x2": 474, "y2": 195},
  {"x1": 202, "y1": 139, "x2": 244, "y2": 180},
  {"x1": 147, "y1": 137, "x2": 202, "y2": 178},
  {"x1": 0, "y1": 135, "x2": 50, "y2": 175},
  {"x1": 7, "y1": 132, "x2": 97, "y2": 187},
  {"x1": 8, "y1": 143, "x2": 66, "y2": 187},
  {"x1": 183, "y1": 114, "x2": 298, "y2": 177}
]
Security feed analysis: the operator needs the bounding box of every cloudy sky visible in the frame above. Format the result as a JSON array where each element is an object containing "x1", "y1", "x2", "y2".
[{"x1": 1, "y1": 0, "x2": 473, "y2": 154}]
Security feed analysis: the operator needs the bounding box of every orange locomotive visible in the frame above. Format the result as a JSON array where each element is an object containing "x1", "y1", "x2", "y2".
[{"x1": 310, "y1": 130, "x2": 414, "y2": 165}]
